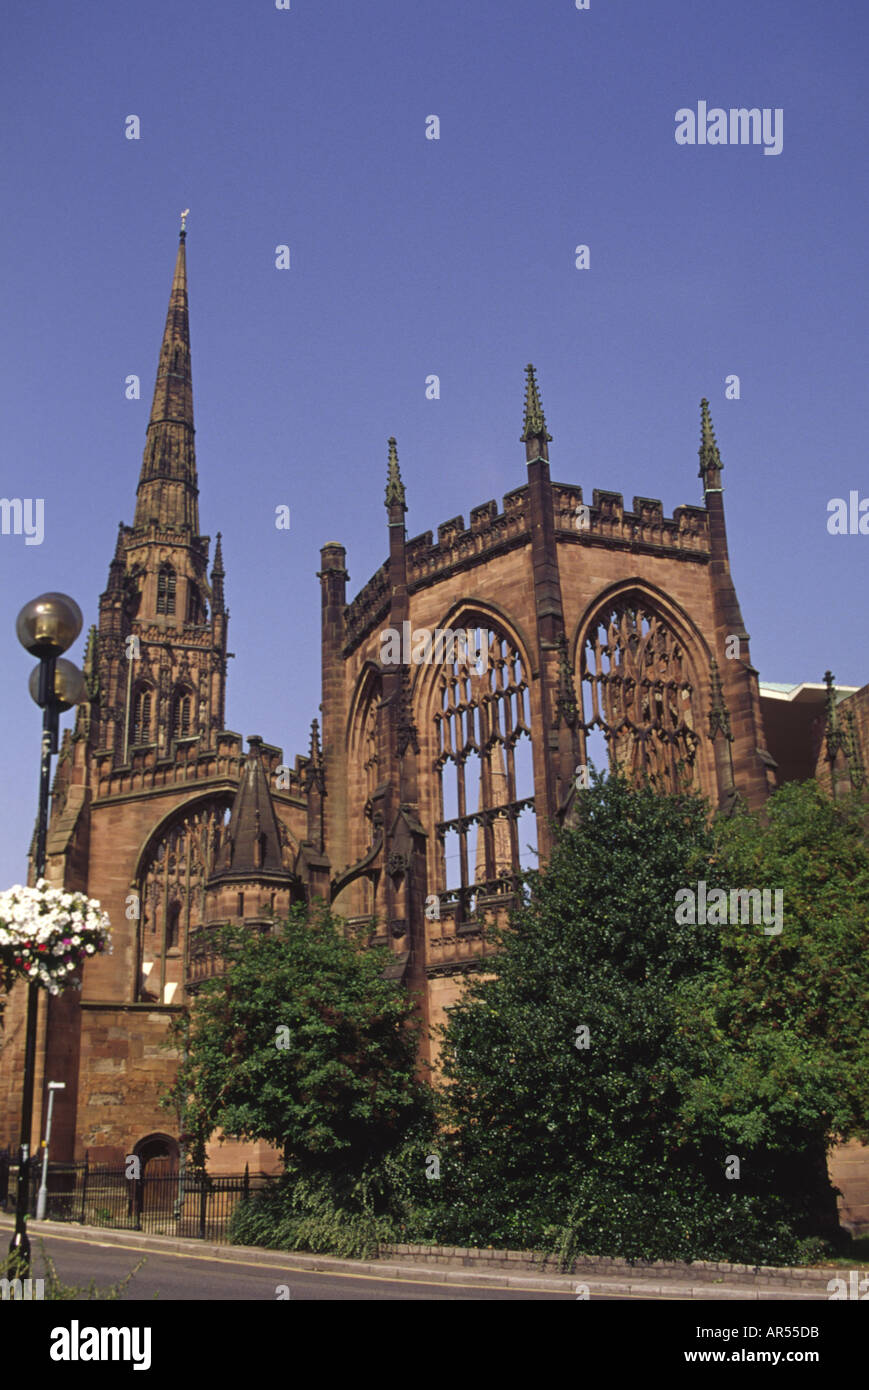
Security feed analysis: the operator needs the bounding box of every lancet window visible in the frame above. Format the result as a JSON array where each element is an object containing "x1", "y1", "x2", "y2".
[{"x1": 433, "y1": 628, "x2": 535, "y2": 926}]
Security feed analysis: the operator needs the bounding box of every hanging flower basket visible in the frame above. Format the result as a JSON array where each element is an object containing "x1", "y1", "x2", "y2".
[{"x1": 0, "y1": 879, "x2": 111, "y2": 995}]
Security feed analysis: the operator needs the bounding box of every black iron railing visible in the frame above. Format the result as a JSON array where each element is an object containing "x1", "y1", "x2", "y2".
[{"x1": 0, "y1": 1155, "x2": 275, "y2": 1244}]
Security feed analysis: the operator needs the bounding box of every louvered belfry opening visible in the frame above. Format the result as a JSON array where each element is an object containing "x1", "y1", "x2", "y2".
[
  {"x1": 434, "y1": 628, "x2": 535, "y2": 927},
  {"x1": 156, "y1": 566, "x2": 176, "y2": 615},
  {"x1": 580, "y1": 597, "x2": 700, "y2": 793},
  {"x1": 172, "y1": 689, "x2": 193, "y2": 739},
  {"x1": 133, "y1": 687, "x2": 153, "y2": 745}
]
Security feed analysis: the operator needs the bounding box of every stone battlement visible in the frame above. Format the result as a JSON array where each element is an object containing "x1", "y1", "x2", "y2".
[
  {"x1": 343, "y1": 479, "x2": 710, "y2": 654},
  {"x1": 551, "y1": 482, "x2": 710, "y2": 552}
]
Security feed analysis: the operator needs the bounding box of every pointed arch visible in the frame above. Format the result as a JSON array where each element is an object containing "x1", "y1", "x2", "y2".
[
  {"x1": 132, "y1": 790, "x2": 236, "y2": 1003},
  {"x1": 345, "y1": 662, "x2": 384, "y2": 917},
  {"x1": 413, "y1": 600, "x2": 538, "y2": 927},
  {"x1": 347, "y1": 661, "x2": 385, "y2": 806},
  {"x1": 572, "y1": 580, "x2": 712, "y2": 795}
]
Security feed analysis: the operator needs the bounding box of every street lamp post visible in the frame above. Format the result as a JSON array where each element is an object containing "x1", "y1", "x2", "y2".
[
  {"x1": 9, "y1": 593, "x2": 85, "y2": 1273},
  {"x1": 36, "y1": 1081, "x2": 66, "y2": 1221}
]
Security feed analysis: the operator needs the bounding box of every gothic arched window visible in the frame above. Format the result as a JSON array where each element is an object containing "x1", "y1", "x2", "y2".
[
  {"x1": 434, "y1": 627, "x2": 535, "y2": 926},
  {"x1": 133, "y1": 687, "x2": 153, "y2": 744},
  {"x1": 157, "y1": 566, "x2": 176, "y2": 616},
  {"x1": 579, "y1": 596, "x2": 700, "y2": 793},
  {"x1": 136, "y1": 796, "x2": 234, "y2": 1001}
]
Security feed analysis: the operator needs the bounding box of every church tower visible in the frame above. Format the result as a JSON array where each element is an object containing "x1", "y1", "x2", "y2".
[
  {"x1": 92, "y1": 218, "x2": 228, "y2": 767},
  {"x1": 0, "y1": 222, "x2": 307, "y2": 1167}
]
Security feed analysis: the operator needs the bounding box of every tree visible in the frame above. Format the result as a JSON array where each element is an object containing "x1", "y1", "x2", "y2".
[
  {"x1": 164, "y1": 905, "x2": 434, "y2": 1203},
  {"x1": 672, "y1": 780, "x2": 869, "y2": 1239},
  {"x1": 426, "y1": 774, "x2": 868, "y2": 1263}
]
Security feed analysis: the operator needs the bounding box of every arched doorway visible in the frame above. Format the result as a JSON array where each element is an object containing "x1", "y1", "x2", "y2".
[{"x1": 129, "y1": 1133, "x2": 180, "y2": 1230}]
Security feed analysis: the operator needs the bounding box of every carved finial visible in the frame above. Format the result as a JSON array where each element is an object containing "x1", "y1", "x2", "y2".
[
  {"x1": 385, "y1": 436, "x2": 406, "y2": 511},
  {"x1": 210, "y1": 532, "x2": 225, "y2": 613},
  {"x1": 521, "y1": 363, "x2": 552, "y2": 444},
  {"x1": 824, "y1": 671, "x2": 848, "y2": 761},
  {"x1": 396, "y1": 664, "x2": 419, "y2": 757},
  {"x1": 707, "y1": 658, "x2": 732, "y2": 741},
  {"x1": 554, "y1": 632, "x2": 578, "y2": 729},
  {"x1": 304, "y1": 718, "x2": 325, "y2": 795},
  {"x1": 698, "y1": 399, "x2": 723, "y2": 483},
  {"x1": 83, "y1": 625, "x2": 100, "y2": 703}
]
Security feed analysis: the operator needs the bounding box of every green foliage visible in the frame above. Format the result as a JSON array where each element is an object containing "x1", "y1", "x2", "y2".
[
  {"x1": 164, "y1": 903, "x2": 435, "y2": 1203},
  {"x1": 421, "y1": 774, "x2": 868, "y2": 1264},
  {"x1": 228, "y1": 1168, "x2": 398, "y2": 1260},
  {"x1": 671, "y1": 780, "x2": 869, "y2": 1223}
]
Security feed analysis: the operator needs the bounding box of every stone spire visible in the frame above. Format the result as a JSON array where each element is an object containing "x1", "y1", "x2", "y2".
[
  {"x1": 133, "y1": 225, "x2": 199, "y2": 534},
  {"x1": 210, "y1": 737, "x2": 289, "y2": 880},
  {"x1": 385, "y1": 437, "x2": 406, "y2": 512},
  {"x1": 698, "y1": 399, "x2": 723, "y2": 491},
  {"x1": 210, "y1": 531, "x2": 225, "y2": 614},
  {"x1": 106, "y1": 521, "x2": 127, "y2": 593},
  {"x1": 305, "y1": 718, "x2": 325, "y2": 795},
  {"x1": 520, "y1": 363, "x2": 552, "y2": 458}
]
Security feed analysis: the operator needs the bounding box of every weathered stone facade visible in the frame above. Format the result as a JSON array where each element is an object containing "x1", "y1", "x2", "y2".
[{"x1": 1, "y1": 230, "x2": 866, "y2": 1225}]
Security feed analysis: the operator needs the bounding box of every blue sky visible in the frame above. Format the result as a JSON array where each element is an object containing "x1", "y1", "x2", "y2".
[{"x1": 1, "y1": 0, "x2": 867, "y2": 888}]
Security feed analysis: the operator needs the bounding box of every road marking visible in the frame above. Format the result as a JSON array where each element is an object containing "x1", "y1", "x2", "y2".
[{"x1": 31, "y1": 1230, "x2": 588, "y2": 1295}]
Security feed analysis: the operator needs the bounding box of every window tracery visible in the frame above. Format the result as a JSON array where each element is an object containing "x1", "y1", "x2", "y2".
[
  {"x1": 434, "y1": 628, "x2": 535, "y2": 925},
  {"x1": 579, "y1": 598, "x2": 700, "y2": 792}
]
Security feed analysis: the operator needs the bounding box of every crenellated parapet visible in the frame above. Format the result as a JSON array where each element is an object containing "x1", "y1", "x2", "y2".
[
  {"x1": 342, "y1": 477, "x2": 711, "y2": 655},
  {"x1": 407, "y1": 486, "x2": 531, "y2": 584},
  {"x1": 343, "y1": 560, "x2": 391, "y2": 651},
  {"x1": 551, "y1": 483, "x2": 710, "y2": 556},
  {"x1": 92, "y1": 729, "x2": 248, "y2": 801}
]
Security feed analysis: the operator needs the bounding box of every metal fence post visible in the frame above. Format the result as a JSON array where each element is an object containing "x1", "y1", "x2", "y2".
[{"x1": 80, "y1": 1151, "x2": 89, "y2": 1225}]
